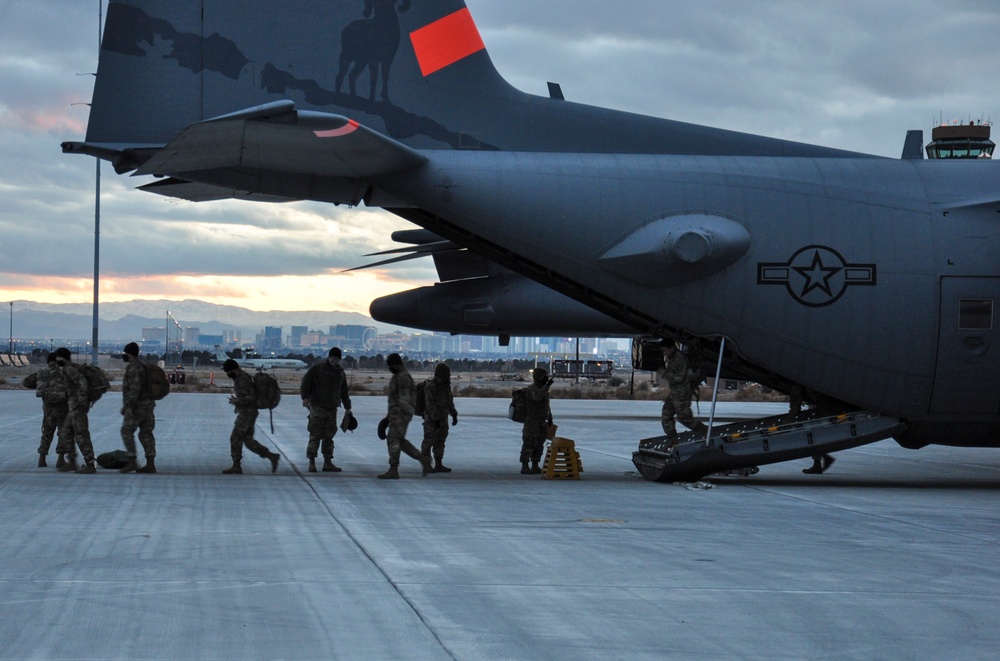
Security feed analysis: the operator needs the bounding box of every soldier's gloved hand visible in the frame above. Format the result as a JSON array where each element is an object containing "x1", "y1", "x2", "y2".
[
  {"x1": 302, "y1": 398, "x2": 311, "y2": 409},
  {"x1": 120, "y1": 405, "x2": 126, "y2": 415},
  {"x1": 228, "y1": 395, "x2": 237, "y2": 405},
  {"x1": 546, "y1": 378, "x2": 555, "y2": 387},
  {"x1": 451, "y1": 413, "x2": 458, "y2": 426}
]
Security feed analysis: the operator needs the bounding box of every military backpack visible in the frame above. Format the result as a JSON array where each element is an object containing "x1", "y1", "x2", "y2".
[
  {"x1": 145, "y1": 363, "x2": 171, "y2": 401},
  {"x1": 79, "y1": 364, "x2": 110, "y2": 402},
  {"x1": 254, "y1": 372, "x2": 281, "y2": 410},
  {"x1": 254, "y1": 372, "x2": 282, "y2": 433},
  {"x1": 507, "y1": 387, "x2": 527, "y2": 423},
  {"x1": 414, "y1": 380, "x2": 428, "y2": 417}
]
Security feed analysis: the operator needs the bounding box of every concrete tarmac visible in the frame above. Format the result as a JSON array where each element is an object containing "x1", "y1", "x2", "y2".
[{"x1": 1, "y1": 390, "x2": 999, "y2": 660}]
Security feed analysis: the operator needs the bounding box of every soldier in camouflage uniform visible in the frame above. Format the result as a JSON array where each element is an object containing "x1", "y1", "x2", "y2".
[
  {"x1": 53, "y1": 347, "x2": 97, "y2": 473},
  {"x1": 520, "y1": 367, "x2": 553, "y2": 474},
  {"x1": 35, "y1": 352, "x2": 72, "y2": 468},
  {"x1": 299, "y1": 347, "x2": 352, "y2": 473},
  {"x1": 378, "y1": 353, "x2": 431, "y2": 480},
  {"x1": 222, "y1": 359, "x2": 280, "y2": 475},
  {"x1": 658, "y1": 342, "x2": 708, "y2": 445},
  {"x1": 421, "y1": 363, "x2": 458, "y2": 473},
  {"x1": 119, "y1": 342, "x2": 157, "y2": 474}
]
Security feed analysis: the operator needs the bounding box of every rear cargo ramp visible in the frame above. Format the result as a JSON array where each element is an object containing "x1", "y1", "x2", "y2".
[{"x1": 632, "y1": 410, "x2": 907, "y2": 483}]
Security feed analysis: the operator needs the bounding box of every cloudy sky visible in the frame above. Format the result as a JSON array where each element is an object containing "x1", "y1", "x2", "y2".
[{"x1": 1, "y1": 0, "x2": 998, "y2": 314}]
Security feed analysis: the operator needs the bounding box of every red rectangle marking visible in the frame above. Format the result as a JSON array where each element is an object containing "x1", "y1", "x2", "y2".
[{"x1": 410, "y1": 8, "x2": 486, "y2": 77}]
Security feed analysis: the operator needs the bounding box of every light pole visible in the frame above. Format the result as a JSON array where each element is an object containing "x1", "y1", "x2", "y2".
[{"x1": 8, "y1": 302, "x2": 12, "y2": 355}]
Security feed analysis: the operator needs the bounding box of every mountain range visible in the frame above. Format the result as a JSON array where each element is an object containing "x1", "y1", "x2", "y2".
[{"x1": 7, "y1": 299, "x2": 406, "y2": 343}]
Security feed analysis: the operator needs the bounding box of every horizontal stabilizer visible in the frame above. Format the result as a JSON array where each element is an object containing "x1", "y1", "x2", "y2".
[
  {"x1": 135, "y1": 102, "x2": 427, "y2": 180},
  {"x1": 138, "y1": 177, "x2": 296, "y2": 203}
]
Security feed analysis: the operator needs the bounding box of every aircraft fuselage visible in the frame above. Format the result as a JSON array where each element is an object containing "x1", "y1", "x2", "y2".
[{"x1": 366, "y1": 153, "x2": 1000, "y2": 446}]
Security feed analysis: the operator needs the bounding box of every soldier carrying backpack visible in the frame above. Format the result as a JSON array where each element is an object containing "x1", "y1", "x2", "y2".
[
  {"x1": 118, "y1": 342, "x2": 158, "y2": 474},
  {"x1": 221, "y1": 359, "x2": 280, "y2": 475},
  {"x1": 657, "y1": 340, "x2": 708, "y2": 446},
  {"x1": 52, "y1": 347, "x2": 98, "y2": 473}
]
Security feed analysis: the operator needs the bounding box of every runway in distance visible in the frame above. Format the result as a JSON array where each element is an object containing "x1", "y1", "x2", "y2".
[
  {"x1": 213, "y1": 346, "x2": 306, "y2": 371},
  {"x1": 63, "y1": 0, "x2": 999, "y2": 480}
]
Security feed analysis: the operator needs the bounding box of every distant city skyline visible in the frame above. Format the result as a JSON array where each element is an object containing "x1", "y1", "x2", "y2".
[{"x1": 3, "y1": 298, "x2": 629, "y2": 358}]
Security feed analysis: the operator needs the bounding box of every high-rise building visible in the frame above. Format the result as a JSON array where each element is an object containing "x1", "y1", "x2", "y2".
[
  {"x1": 290, "y1": 326, "x2": 308, "y2": 347},
  {"x1": 262, "y1": 326, "x2": 283, "y2": 351}
]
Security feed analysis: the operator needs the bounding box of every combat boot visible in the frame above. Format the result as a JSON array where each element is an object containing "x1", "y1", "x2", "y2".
[
  {"x1": 37, "y1": 453, "x2": 46, "y2": 468},
  {"x1": 802, "y1": 459, "x2": 823, "y2": 475},
  {"x1": 322, "y1": 458, "x2": 342, "y2": 472},
  {"x1": 377, "y1": 465, "x2": 399, "y2": 480},
  {"x1": 55, "y1": 454, "x2": 66, "y2": 470},
  {"x1": 120, "y1": 458, "x2": 139, "y2": 473},
  {"x1": 59, "y1": 456, "x2": 78, "y2": 473},
  {"x1": 521, "y1": 461, "x2": 531, "y2": 475},
  {"x1": 268, "y1": 452, "x2": 280, "y2": 473},
  {"x1": 137, "y1": 457, "x2": 156, "y2": 474},
  {"x1": 308, "y1": 458, "x2": 317, "y2": 472},
  {"x1": 75, "y1": 462, "x2": 96, "y2": 474},
  {"x1": 530, "y1": 460, "x2": 542, "y2": 474},
  {"x1": 222, "y1": 461, "x2": 243, "y2": 474},
  {"x1": 434, "y1": 459, "x2": 452, "y2": 473}
]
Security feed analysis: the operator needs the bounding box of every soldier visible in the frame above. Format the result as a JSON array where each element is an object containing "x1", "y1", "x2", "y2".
[
  {"x1": 421, "y1": 363, "x2": 459, "y2": 473},
  {"x1": 300, "y1": 347, "x2": 352, "y2": 472},
  {"x1": 658, "y1": 341, "x2": 708, "y2": 445},
  {"x1": 53, "y1": 347, "x2": 97, "y2": 474},
  {"x1": 35, "y1": 352, "x2": 72, "y2": 468},
  {"x1": 222, "y1": 359, "x2": 280, "y2": 475},
  {"x1": 789, "y1": 384, "x2": 835, "y2": 474},
  {"x1": 520, "y1": 367, "x2": 553, "y2": 474},
  {"x1": 119, "y1": 342, "x2": 157, "y2": 474},
  {"x1": 378, "y1": 353, "x2": 431, "y2": 480}
]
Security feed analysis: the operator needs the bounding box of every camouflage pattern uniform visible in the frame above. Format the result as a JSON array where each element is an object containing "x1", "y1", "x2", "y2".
[
  {"x1": 121, "y1": 360, "x2": 156, "y2": 460},
  {"x1": 36, "y1": 362, "x2": 72, "y2": 459},
  {"x1": 421, "y1": 375, "x2": 457, "y2": 464},
  {"x1": 658, "y1": 349, "x2": 707, "y2": 440},
  {"x1": 520, "y1": 380, "x2": 552, "y2": 465},
  {"x1": 229, "y1": 369, "x2": 272, "y2": 462},
  {"x1": 385, "y1": 365, "x2": 423, "y2": 467},
  {"x1": 62, "y1": 362, "x2": 96, "y2": 466},
  {"x1": 300, "y1": 361, "x2": 352, "y2": 461}
]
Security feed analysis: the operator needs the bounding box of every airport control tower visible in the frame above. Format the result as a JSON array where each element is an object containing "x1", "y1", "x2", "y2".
[{"x1": 925, "y1": 121, "x2": 994, "y2": 159}]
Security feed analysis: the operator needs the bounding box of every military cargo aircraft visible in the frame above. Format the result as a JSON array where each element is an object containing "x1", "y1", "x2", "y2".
[{"x1": 63, "y1": 0, "x2": 999, "y2": 481}]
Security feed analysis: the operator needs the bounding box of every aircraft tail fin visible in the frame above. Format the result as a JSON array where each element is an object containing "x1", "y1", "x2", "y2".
[
  {"x1": 69, "y1": 0, "x2": 866, "y2": 174},
  {"x1": 82, "y1": 0, "x2": 518, "y2": 157}
]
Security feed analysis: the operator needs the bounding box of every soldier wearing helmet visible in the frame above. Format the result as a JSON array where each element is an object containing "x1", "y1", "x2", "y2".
[{"x1": 421, "y1": 363, "x2": 459, "y2": 473}]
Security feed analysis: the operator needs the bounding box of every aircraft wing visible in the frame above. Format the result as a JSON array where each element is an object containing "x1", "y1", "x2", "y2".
[{"x1": 135, "y1": 101, "x2": 427, "y2": 181}]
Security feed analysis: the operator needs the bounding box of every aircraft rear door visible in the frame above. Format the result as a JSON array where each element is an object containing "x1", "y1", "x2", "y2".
[{"x1": 931, "y1": 277, "x2": 1000, "y2": 415}]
